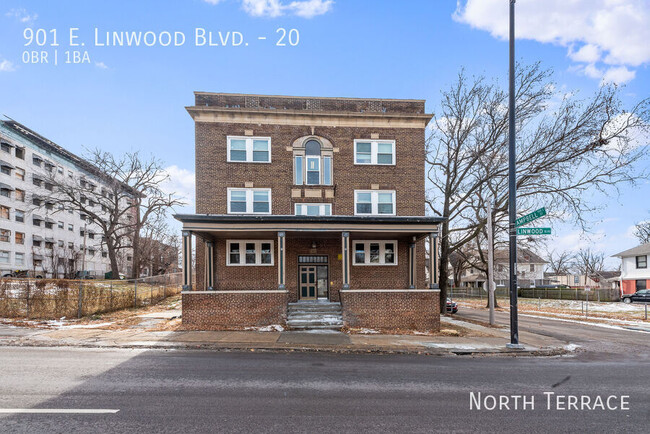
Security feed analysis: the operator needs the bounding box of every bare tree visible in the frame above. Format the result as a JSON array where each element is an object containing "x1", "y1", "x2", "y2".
[
  {"x1": 547, "y1": 250, "x2": 575, "y2": 275},
  {"x1": 427, "y1": 63, "x2": 650, "y2": 312},
  {"x1": 48, "y1": 150, "x2": 184, "y2": 278},
  {"x1": 573, "y1": 248, "x2": 605, "y2": 286},
  {"x1": 634, "y1": 217, "x2": 650, "y2": 244},
  {"x1": 137, "y1": 212, "x2": 180, "y2": 277}
]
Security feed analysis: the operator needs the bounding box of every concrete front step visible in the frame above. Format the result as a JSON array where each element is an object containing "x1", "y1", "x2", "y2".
[{"x1": 287, "y1": 302, "x2": 343, "y2": 330}]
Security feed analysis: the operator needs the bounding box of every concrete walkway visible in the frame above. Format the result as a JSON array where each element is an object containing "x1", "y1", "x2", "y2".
[{"x1": 0, "y1": 313, "x2": 568, "y2": 356}]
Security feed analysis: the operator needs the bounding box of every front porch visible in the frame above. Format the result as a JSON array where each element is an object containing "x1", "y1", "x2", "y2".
[{"x1": 175, "y1": 214, "x2": 444, "y2": 331}]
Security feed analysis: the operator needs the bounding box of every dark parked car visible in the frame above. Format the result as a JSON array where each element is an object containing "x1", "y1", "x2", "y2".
[
  {"x1": 446, "y1": 298, "x2": 458, "y2": 314},
  {"x1": 622, "y1": 289, "x2": 650, "y2": 304}
]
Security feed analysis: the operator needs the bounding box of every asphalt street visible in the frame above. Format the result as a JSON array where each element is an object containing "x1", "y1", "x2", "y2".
[
  {"x1": 455, "y1": 306, "x2": 650, "y2": 358},
  {"x1": 0, "y1": 340, "x2": 648, "y2": 433}
]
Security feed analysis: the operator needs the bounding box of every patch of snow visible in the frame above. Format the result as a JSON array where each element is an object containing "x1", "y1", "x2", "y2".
[
  {"x1": 356, "y1": 328, "x2": 380, "y2": 334},
  {"x1": 46, "y1": 321, "x2": 114, "y2": 329},
  {"x1": 563, "y1": 343, "x2": 580, "y2": 352},
  {"x1": 519, "y1": 313, "x2": 650, "y2": 334},
  {"x1": 245, "y1": 324, "x2": 284, "y2": 332}
]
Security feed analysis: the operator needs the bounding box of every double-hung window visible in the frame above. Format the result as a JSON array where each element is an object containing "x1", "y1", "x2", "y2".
[
  {"x1": 227, "y1": 240, "x2": 274, "y2": 266},
  {"x1": 294, "y1": 203, "x2": 332, "y2": 216},
  {"x1": 353, "y1": 241, "x2": 397, "y2": 265},
  {"x1": 227, "y1": 188, "x2": 271, "y2": 214},
  {"x1": 293, "y1": 139, "x2": 333, "y2": 186},
  {"x1": 354, "y1": 140, "x2": 395, "y2": 165},
  {"x1": 354, "y1": 190, "x2": 395, "y2": 215},
  {"x1": 227, "y1": 136, "x2": 271, "y2": 163},
  {"x1": 637, "y1": 255, "x2": 648, "y2": 269}
]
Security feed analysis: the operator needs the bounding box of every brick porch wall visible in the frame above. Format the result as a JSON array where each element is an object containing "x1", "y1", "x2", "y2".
[
  {"x1": 340, "y1": 289, "x2": 440, "y2": 331},
  {"x1": 182, "y1": 290, "x2": 288, "y2": 330}
]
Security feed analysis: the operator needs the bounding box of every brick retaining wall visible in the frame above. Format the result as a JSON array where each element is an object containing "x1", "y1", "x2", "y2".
[
  {"x1": 340, "y1": 289, "x2": 440, "y2": 331},
  {"x1": 182, "y1": 290, "x2": 288, "y2": 330}
]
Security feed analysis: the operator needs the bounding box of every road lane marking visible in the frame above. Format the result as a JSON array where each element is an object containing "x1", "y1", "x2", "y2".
[{"x1": 0, "y1": 409, "x2": 119, "y2": 414}]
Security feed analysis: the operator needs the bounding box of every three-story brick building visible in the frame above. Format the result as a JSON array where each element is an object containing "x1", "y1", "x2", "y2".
[{"x1": 176, "y1": 93, "x2": 444, "y2": 331}]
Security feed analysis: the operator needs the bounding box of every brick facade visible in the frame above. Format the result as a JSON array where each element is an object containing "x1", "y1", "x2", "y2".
[
  {"x1": 340, "y1": 290, "x2": 440, "y2": 331},
  {"x1": 179, "y1": 93, "x2": 441, "y2": 331},
  {"x1": 182, "y1": 291, "x2": 288, "y2": 330}
]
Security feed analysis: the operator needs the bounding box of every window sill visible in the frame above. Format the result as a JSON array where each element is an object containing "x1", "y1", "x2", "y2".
[
  {"x1": 226, "y1": 263, "x2": 275, "y2": 267},
  {"x1": 226, "y1": 160, "x2": 272, "y2": 164},
  {"x1": 353, "y1": 162, "x2": 396, "y2": 166},
  {"x1": 352, "y1": 263, "x2": 399, "y2": 266}
]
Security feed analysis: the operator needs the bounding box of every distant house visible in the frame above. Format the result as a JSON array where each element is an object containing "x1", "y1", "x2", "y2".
[
  {"x1": 458, "y1": 248, "x2": 548, "y2": 289},
  {"x1": 613, "y1": 243, "x2": 650, "y2": 295},
  {"x1": 545, "y1": 270, "x2": 620, "y2": 290}
]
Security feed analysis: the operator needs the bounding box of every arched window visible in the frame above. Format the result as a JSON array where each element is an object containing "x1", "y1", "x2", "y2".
[{"x1": 293, "y1": 137, "x2": 333, "y2": 186}]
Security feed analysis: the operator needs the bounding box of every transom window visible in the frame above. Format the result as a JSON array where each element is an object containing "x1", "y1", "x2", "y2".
[
  {"x1": 293, "y1": 138, "x2": 333, "y2": 186},
  {"x1": 227, "y1": 240, "x2": 274, "y2": 266},
  {"x1": 637, "y1": 255, "x2": 647, "y2": 269},
  {"x1": 353, "y1": 241, "x2": 397, "y2": 265},
  {"x1": 294, "y1": 203, "x2": 332, "y2": 216},
  {"x1": 227, "y1": 188, "x2": 271, "y2": 214},
  {"x1": 227, "y1": 136, "x2": 271, "y2": 163},
  {"x1": 354, "y1": 140, "x2": 395, "y2": 165},
  {"x1": 354, "y1": 190, "x2": 396, "y2": 215}
]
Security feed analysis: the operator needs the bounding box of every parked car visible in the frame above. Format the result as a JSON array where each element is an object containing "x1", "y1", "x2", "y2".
[
  {"x1": 622, "y1": 289, "x2": 650, "y2": 304},
  {"x1": 75, "y1": 270, "x2": 96, "y2": 280},
  {"x1": 2, "y1": 270, "x2": 44, "y2": 278},
  {"x1": 446, "y1": 298, "x2": 458, "y2": 314}
]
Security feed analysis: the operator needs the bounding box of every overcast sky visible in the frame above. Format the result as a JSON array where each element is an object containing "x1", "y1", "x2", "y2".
[{"x1": 1, "y1": 0, "x2": 649, "y2": 267}]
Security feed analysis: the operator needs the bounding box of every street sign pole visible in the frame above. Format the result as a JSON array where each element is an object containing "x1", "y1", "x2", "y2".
[{"x1": 507, "y1": 0, "x2": 523, "y2": 350}]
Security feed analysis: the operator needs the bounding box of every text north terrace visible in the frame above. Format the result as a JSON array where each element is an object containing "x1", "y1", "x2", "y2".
[
  {"x1": 469, "y1": 392, "x2": 630, "y2": 411},
  {"x1": 93, "y1": 28, "x2": 245, "y2": 47}
]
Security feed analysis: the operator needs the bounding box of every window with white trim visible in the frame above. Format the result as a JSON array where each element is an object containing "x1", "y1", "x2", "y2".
[
  {"x1": 227, "y1": 136, "x2": 271, "y2": 163},
  {"x1": 354, "y1": 140, "x2": 395, "y2": 165},
  {"x1": 227, "y1": 240, "x2": 274, "y2": 266},
  {"x1": 294, "y1": 203, "x2": 332, "y2": 216},
  {"x1": 227, "y1": 188, "x2": 271, "y2": 214},
  {"x1": 353, "y1": 241, "x2": 397, "y2": 265},
  {"x1": 293, "y1": 138, "x2": 333, "y2": 186},
  {"x1": 354, "y1": 190, "x2": 395, "y2": 215}
]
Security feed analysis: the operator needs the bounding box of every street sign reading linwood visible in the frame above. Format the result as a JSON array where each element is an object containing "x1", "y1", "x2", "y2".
[
  {"x1": 516, "y1": 227, "x2": 552, "y2": 236},
  {"x1": 515, "y1": 207, "x2": 546, "y2": 227}
]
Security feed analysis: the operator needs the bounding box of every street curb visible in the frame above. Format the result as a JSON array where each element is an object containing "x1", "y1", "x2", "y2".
[{"x1": 0, "y1": 340, "x2": 568, "y2": 357}]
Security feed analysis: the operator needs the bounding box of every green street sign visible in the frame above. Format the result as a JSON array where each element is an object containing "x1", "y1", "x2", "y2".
[
  {"x1": 515, "y1": 207, "x2": 546, "y2": 227},
  {"x1": 517, "y1": 227, "x2": 552, "y2": 236}
]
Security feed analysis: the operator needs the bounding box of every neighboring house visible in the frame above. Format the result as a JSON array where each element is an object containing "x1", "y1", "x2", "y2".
[
  {"x1": 0, "y1": 119, "x2": 133, "y2": 278},
  {"x1": 139, "y1": 237, "x2": 180, "y2": 277},
  {"x1": 175, "y1": 92, "x2": 443, "y2": 331},
  {"x1": 613, "y1": 244, "x2": 650, "y2": 295},
  {"x1": 544, "y1": 270, "x2": 621, "y2": 290},
  {"x1": 458, "y1": 248, "x2": 548, "y2": 288}
]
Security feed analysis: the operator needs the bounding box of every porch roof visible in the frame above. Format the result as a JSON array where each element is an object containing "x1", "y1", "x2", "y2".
[{"x1": 174, "y1": 214, "x2": 444, "y2": 238}]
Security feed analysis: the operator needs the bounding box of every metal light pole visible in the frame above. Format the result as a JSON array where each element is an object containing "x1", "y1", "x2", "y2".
[
  {"x1": 487, "y1": 201, "x2": 495, "y2": 326},
  {"x1": 507, "y1": 0, "x2": 523, "y2": 349}
]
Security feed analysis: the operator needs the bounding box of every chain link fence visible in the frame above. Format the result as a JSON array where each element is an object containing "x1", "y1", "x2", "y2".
[
  {"x1": 449, "y1": 286, "x2": 620, "y2": 302},
  {"x1": 0, "y1": 272, "x2": 182, "y2": 319}
]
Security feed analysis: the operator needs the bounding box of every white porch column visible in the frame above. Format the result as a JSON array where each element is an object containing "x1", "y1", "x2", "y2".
[
  {"x1": 278, "y1": 232, "x2": 286, "y2": 289},
  {"x1": 182, "y1": 230, "x2": 193, "y2": 290},
  {"x1": 342, "y1": 232, "x2": 350, "y2": 289},
  {"x1": 429, "y1": 231, "x2": 439, "y2": 289},
  {"x1": 205, "y1": 240, "x2": 215, "y2": 290},
  {"x1": 409, "y1": 241, "x2": 416, "y2": 289}
]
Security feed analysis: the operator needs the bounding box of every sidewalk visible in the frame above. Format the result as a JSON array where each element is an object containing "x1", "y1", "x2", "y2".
[{"x1": 0, "y1": 299, "x2": 569, "y2": 356}]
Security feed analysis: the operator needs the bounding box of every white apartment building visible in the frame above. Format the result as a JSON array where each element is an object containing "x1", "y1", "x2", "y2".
[
  {"x1": 613, "y1": 243, "x2": 650, "y2": 295},
  {"x1": 0, "y1": 119, "x2": 133, "y2": 278}
]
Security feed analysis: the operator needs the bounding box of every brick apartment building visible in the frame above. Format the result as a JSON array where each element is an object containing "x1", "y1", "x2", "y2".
[{"x1": 175, "y1": 93, "x2": 443, "y2": 331}]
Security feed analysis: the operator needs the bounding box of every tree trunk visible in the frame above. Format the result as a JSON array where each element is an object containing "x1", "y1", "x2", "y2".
[
  {"x1": 131, "y1": 229, "x2": 140, "y2": 279},
  {"x1": 107, "y1": 241, "x2": 119, "y2": 278},
  {"x1": 438, "y1": 221, "x2": 450, "y2": 313}
]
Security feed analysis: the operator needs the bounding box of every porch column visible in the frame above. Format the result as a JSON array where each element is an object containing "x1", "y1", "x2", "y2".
[
  {"x1": 429, "y1": 231, "x2": 439, "y2": 289},
  {"x1": 409, "y1": 242, "x2": 416, "y2": 289},
  {"x1": 342, "y1": 231, "x2": 350, "y2": 289},
  {"x1": 277, "y1": 232, "x2": 286, "y2": 289},
  {"x1": 205, "y1": 240, "x2": 215, "y2": 290},
  {"x1": 182, "y1": 230, "x2": 193, "y2": 290}
]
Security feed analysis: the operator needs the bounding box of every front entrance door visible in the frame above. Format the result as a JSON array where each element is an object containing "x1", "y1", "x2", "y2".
[{"x1": 300, "y1": 266, "x2": 317, "y2": 300}]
